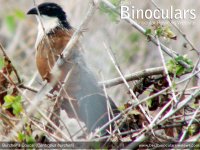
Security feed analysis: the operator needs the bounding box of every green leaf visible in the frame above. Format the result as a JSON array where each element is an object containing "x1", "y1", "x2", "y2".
[
  {"x1": 12, "y1": 101, "x2": 23, "y2": 116},
  {"x1": 167, "y1": 55, "x2": 193, "y2": 76},
  {"x1": 4, "y1": 95, "x2": 16, "y2": 103},
  {"x1": 18, "y1": 132, "x2": 25, "y2": 142},
  {"x1": 118, "y1": 105, "x2": 125, "y2": 111},
  {"x1": 163, "y1": 26, "x2": 177, "y2": 40},
  {"x1": 146, "y1": 99, "x2": 153, "y2": 108},
  {"x1": 145, "y1": 29, "x2": 152, "y2": 36},
  {"x1": 3, "y1": 95, "x2": 23, "y2": 116},
  {"x1": 156, "y1": 27, "x2": 163, "y2": 37},
  {"x1": 14, "y1": 9, "x2": 26, "y2": 20},
  {"x1": 188, "y1": 125, "x2": 197, "y2": 136},
  {"x1": 15, "y1": 96, "x2": 22, "y2": 103},
  {"x1": 5, "y1": 15, "x2": 16, "y2": 32},
  {"x1": 176, "y1": 66, "x2": 184, "y2": 76},
  {"x1": 26, "y1": 135, "x2": 35, "y2": 144},
  {"x1": 0, "y1": 57, "x2": 4, "y2": 70},
  {"x1": 3, "y1": 95, "x2": 16, "y2": 109},
  {"x1": 172, "y1": 81, "x2": 176, "y2": 89}
]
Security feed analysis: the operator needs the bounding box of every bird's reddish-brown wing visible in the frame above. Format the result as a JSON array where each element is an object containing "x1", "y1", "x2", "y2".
[
  {"x1": 36, "y1": 28, "x2": 73, "y2": 82},
  {"x1": 35, "y1": 28, "x2": 81, "y2": 119}
]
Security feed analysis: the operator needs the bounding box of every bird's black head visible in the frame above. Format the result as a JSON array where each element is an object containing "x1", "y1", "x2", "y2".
[{"x1": 27, "y1": 2, "x2": 71, "y2": 29}]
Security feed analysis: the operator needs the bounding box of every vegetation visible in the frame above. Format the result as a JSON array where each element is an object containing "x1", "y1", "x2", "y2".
[{"x1": 0, "y1": 0, "x2": 199, "y2": 149}]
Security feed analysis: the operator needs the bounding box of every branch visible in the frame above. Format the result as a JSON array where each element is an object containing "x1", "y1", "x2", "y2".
[
  {"x1": 179, "y1": 105, "x2": 200, "y2": 142},
  {"x1": 100, "y1": 0, "x2": 193, "y2": 70},
  {"x1": 21, "y1": 67, "x2": 164, "y2": 91},
  {"x1": 178, "y1": 58, "x2": 200, "y2": 103},
  {"x1": 121, "y1": 78, "x2": 200, "y2": 148},
  {"x1": 150, "y1": 0, "x2": 199, "y2": 54},
  {"x1": 156, "y1": 37, "x2": 178, "y2": 103},
  {"x1": 92, "y1": 68, "x2": 193, "y2": 138},
  {"x1": 95, "y1": 119, "x2": 199, "y2": 141},
  {"x1": 61, "y1": 1, "x2": 97, "y2": 58},
  {"x1": 104, "y1": 44, "x2": 152, "y2": 123},
  {"x1": 8, "y1": 0, "x2": 99, "y2": 141},
  {"x1": 0, "y1": 43, "x2": 21, "y2": 84},
  {"x1": 99, "y1": 67, "x2": 164, "y2": 88},
  {"x1": 20, "y1": 84, "x2": 54, "y2": 97},
  {"x1": 159, "y1": 89, "x2": 200, "y2": 124},
  {"x1": 6, "y1": 85, "x2": 71, "y2": 141},
  {"x1": 126, "y1": 133, "x2": 150, "y2": 149}
]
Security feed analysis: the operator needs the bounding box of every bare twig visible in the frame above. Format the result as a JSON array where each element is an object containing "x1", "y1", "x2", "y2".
[
  {"x1": 104, "y1": 44, "x2": 152, "y2": 123},
  {"x1": 179, "y1": 105, "x2": 200, "y2": 142},
  {"x1": 91, "y1": 69, "x2": 199, "y2": 138},
  {"x1": 156, "y1": 36, "x2": 178, "y2": 103},
  {"x1": 184, "y1": 131, "x2": 200, "y2": 143},
  {"x1": 149, "y1": 0, "x2": 200, "y2": 104},
  {"x1": 61, "y1": 0, "x2": 97, "y2": 58},
  {"x1": 178, "y1": 58, "x2": 200, "y2": 102},
  {"x1": 6, "y1": 86, "x2": 71, "y2": 141},
  {"x1": 150, "y1": 0, "x2": 200, "y2": 54},
  {"x1": 30, "y1": 119, "x2": 65, "y2": 141},
  {"x1": 50, "y1": 0, "x2": 102, "y2": 136},
  {"x1": 124, "y1": 80, "x2": 200, "y2": 148},
  {"x1": 159, "y1": 89, "x2": 200, "y2": 123},
  {"x1": 26, "y1": 0, "x2": 99, "y2": 138},
  {"x1": 100, "y1": 0, "x2": 193, "y2": 70},
  {"x1": 46, "y1": 106, "x2": 74, "y2": 141},
  {"x1": 126, "y1": 133, "x2": 149, "y2": 149},
  {"x1": 100, "y1": 72, "x2": 113, "y2": 133},
  {"x1": 95, "y1": 120, "x2": 200, "y2": 141},
  {"x1": 99, "y1": 67, "x2": 164, "y2": 88},
  {"x1": 20, "y1": 67, "x2": 164, "y2": 92},
  {"x1": 0, "y1": 43, "x2": 21, "y2": 84},
  {"x1": 100, "y1": 72, "x2": 121, "y2": 139}
]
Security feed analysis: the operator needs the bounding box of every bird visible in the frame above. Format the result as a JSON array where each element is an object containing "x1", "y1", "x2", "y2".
[{"x1": 27, "y1": 2, "x2": 118, "y2": 134}]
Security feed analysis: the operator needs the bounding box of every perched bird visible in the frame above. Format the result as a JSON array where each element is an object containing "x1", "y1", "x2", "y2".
[{"x1": 27, "y1": 2, "x2": 118, "y2": 133}]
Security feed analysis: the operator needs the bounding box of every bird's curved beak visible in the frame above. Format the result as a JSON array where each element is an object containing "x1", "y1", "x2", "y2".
[{"x1": 27, "y1": 7, "x2": 37, "y2": 15}]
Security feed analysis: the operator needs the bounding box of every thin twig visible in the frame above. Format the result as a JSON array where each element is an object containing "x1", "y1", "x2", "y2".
[
  {"x1": 6, "y1": 85, "x2": 71, "y2": 141},
  {"x1": 91, "y1": 68, "x2": 199, "y2": 139},
  {"x1": 156, "y1": 36, "x2": 178, "y2": 103},
  {"x1": 178, "y1": 58, "x2": 200, "y2": 102},
  {"x1": 61, "y1": 0, "x2": 97, "y2": 58},
  {"x1": 179, "y1": 105, "x2": 200, "y2": 142},
  {"x1": 125, "y1": 81, "x2": 200, "y2": 148},
  {"x1": 31, "y1": 1, "x2": 75, "y2": 133},
  {"x1": 100, "y1": 72, "x2": 121, "y2": 138},
  {"x1": 100, "y1": 72, "x2": 113, "y2": 133},
  {"x1": 30, "y1": 118, "x2": 64, "y2": 141},
  {"x1": 126, "y1": 133, "x2": 149, "y2": 149},
  {"x1": 159, "y1": 89, "x2": 200, "y2": 123},
  {"x1": 20, "y1": 67, "x2": 164, "y2": 93},
  {"x1": 0, "y1": 43, "x2": 21, "y2": 83},
  {"x1": 101, "y1": 0, "x2": 193, "y2": 71},
  {"x1": 104, "y1": 44, "x2": 151, "y2": 123},
  {"x1": 150, "y1": 0, "x2": 200, "y2": 54},
  {"x1": 24, "y1": 0, "x2": 99, "y2": 138}
]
